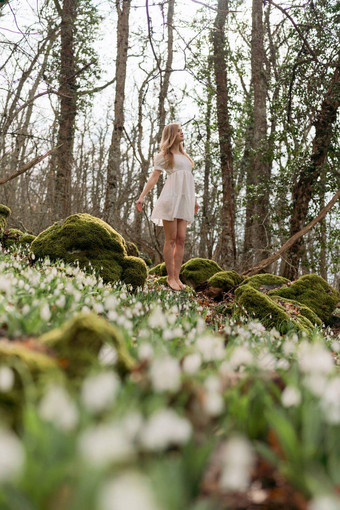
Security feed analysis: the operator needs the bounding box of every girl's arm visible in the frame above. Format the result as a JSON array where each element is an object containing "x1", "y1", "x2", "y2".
[{"x1": 136, "y1": 170, "x2": 162, "y2": 212}]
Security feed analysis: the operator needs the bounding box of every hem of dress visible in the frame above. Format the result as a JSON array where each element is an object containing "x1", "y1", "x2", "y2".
[{"x1": 151, "y1": 216, "x2": 193, "y2": 226}]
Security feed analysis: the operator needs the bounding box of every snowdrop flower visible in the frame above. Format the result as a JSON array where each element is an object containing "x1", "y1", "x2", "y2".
[
  {"x1": 138, "y1": 343, "x2": 154, "y2": 361},
  {"x1": 196, "y1": 334, "x2": 225, "y2": 362},
  {"x1": 249, "y1": 321, "x2": 266, "y2": 335},
  {"x1": 203, "y1": 391, "x2": 224, "y2": 417},
  {"x1": 39, "y1": 385, "x2": 78, "y2": 431},
  {"x1": 40, "y1": 303, "x2": 51, "y2": 321},
  {"x1": 182, "y1": 353, "x2": 202, "y2": 374},
  {"x1": 256, "y1": 350, "x2": 277, "y2": 371},
  {"x1": 0, "y1": 366, "x2": 15, "y2": 392},
  {"x1": 0, "y1": 276, "x2": 12, "y2": 294},
  {"x1": 281, "y1": 386, "x2": 301, "y2": 407},
  {"x1": 308, "y1": 494, "x2": 340, "y2": 510},
  {"x1": 108, "y1": 310, "x2": 118, "y2": 321},
  {"x1": 276, "y1": 358, "x2": 290, "y2": 370},
  {"x1": 55, "y1": 295, "x2": 66, "y2": 308},
  {"x1": 148, "y1": 305, "x2": 167, "y2": 329},
  {"x1": 122, "y1": 412, "x2": 144, "y2": 441},
  {"x1": 149, "y1": 356, "x2": 181, "y2": 392},
  {"x1": 81, "y1": 371, "x2": 120, "y2": 413},
  {"x1": 319, "y1": 377, "x2": 340, "y2": 424},
  {"x1": 220, "y1": 436, "x2": 255, "y2": 491},
  {"x1": 298, "y1": 341, "x2": 334, "y2": 375},
  {"x1": 0, "y1": 428, "x2": 25, "y2": 482},
  {"x1": 331, "y1": 340, "x2": 340, "y2": 353},
  {"x1": 140, "y1": 408, "x2": 192, "y2": 450},
  {"x1": 98, "y1": 344, "x2": 118, "y2": 366},
  {"x1": 303, "y1": 373, "x2": 328, "y2": 398},
  {"x1": 79, "y1": 423, "x2": 134, "y2": 467},
  {"x1": 98, "y1": 471, "x2": 161, "y2": 510},
  {"x1": 228, "y1": 346, "x2": 253, "y2": 369}
]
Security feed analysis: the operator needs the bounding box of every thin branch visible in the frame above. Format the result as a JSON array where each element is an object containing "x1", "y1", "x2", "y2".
[
  {"x1": 0, "y1": 145, "x2": 62, "y2": 185},
  {"x1": 78, "y1": 76, "x2": 116, "y2": 96}
]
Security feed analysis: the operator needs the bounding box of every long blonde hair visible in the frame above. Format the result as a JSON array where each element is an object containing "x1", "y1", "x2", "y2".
[{"x1": 157, "y1": 123, "x2": 194, "y2": 169}]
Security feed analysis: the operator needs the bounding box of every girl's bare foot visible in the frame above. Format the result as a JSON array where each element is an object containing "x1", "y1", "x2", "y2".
[
  {"x1": 176, "y1": 279, "x2": 186, "y2": 290},
  {"x1": 166, "y1": 278, "x2": 181, "y2": 291}
]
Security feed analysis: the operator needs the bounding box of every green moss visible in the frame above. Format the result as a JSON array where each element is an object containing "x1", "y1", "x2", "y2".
[
  {"x1": 39, "y1": 312, "x2": 135, "y2": 378},
  {"x1": 126, "y1": 241, "x2": 139, "y2": 257},
  {"x1": 268, "y1": 274, "x2": 340, "y2": 323},
  {"x1": 2, "y1": 229, "x2": 36, "y2": 249},
  {"x1": 235, "y1": 284, "x2": 313, "y2": 334},
  {"x1": 180, "y1": 258, "x2": 223, "y2": 289},
  {"x1": 271, "y1": 296, "x2": 322, "y2": 327},
  {"x1": 122, "y1": 256, "x2": 148, "y2": 288},
  {"x1": 20, "y1": 233, "x2": 35, "y2": 245},
  {"x1": 0, "y1": 204, "x2": 11, "y2": 238},
  {"x1": 240, "y1": 274, "x2": 289, "y2": 291},
  {"x1": 149, "y1": 263, "x2": 167, "y2": 276},
  {"x1": 31, "y1": 213, "x2": 147, "y2": 288},
  {"x1": 0, "y1": 340, "x2": 58, "y2": 373},
  {"x1": 208, "y1": 270, "x2": 244, "y2": 292}
]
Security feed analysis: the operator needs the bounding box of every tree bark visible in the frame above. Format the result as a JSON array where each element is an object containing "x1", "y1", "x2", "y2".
[
  {"x1": 212, "y1": 0, "x2": 236, "y2": 268},
  {"x1": 243, "y1": 188, "x2": 340, "y2": 277},
  {"x1": 104, "y1": 0, "x2": 131, "y2": 226},
  {"x1": 54, "y1": 0, "x2": 78, "y2": 220},
  {"x1": 243, "y1": 0, "x2": 271, "y2": 265},
  {"x1": 283, "y1": 61, "x2": 340, "y2": 279}
]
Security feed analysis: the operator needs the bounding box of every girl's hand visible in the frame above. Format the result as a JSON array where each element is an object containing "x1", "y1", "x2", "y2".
[
  {"x1": 194, "y1": 201, "x2": 199, "y2": 214},
  {"x1": 136, "y1": 197, "x2": 144, "y2": 212}
]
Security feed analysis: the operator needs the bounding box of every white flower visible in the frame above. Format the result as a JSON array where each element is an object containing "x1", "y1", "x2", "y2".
[
  {"x1": 55, "y1": 295, "x2": 66, "y2": 308},
  {"x1": 81, "y1": 372, "x2": 120, "y2": 413},
  {"x1": 98, "y1": 344, "x2": 118, "y2": 366},
  {"x1": 140, "y1": 408, "x2": 192, "y2": 450},
  {"x1": 79, "y1": 423, "x2": 134, "y2": 467},
  {"x1": 138, "y1": 343, "x2": 154, "y2": 361},
  {"x1": 122, "y1": 412, "x2": 144, "y2": 441},
  {"x1": 148, "y1": 305, "x2": 167, "y2": 329},
  {"x1": 220, "y1": 436, "x2": 255, "y2": 491},
  {"x1": 331, "y1": 340, "x2": 340, "y2": 353},
  {"x1": 308, "y1": 494, "x2": 340, "y2": 510},
  {"x1": 281, "y1": 386, "x2": 301, "y2": 407},
  {"x1": 98, "y1": 471, "x2": 161, "y2": 510},
  {"x1": 319, "y1": 377, "x2": 340, "y2": 424},
  {"x1": 182, "y1": 353, "x2": 202, "y2": 374},
  {"x1": 40, "y1": 303, "x2": 51, "y2": 321},
  {"x1": 256, "y1": 351, "x2": 277, "y2": 371},
  {"x1": 228, "y1": 346, "x2": 253, "y2": 369},
  {"x1": 149, "y1": 356, "x2": 181, "y2": 392},
  {"x1": 0, "y1": 277, "x2": 12, "y2": 294},
  {"x1": 298, "y1": 341, "x2": 334, "y2": 375},
  {"x1": 0, "y1": 366, "x2": 15, "y2": 392},
  {"x1": 203, "y1": 391, "x2": 224, "y2": 417},
  {"x1": 39, "y1": 385, "x2": 78, "y2": 431},
  {"x1": 303, "y1": 374, "x2": 328, "y2": 397},
  {"x1": 0, "y1": 428, "x2": 25, "y2": 482},
  {"x1": 196, "y1": 334, "x2": 225, "y2": 362},
  {"x1": 276, "y1": 358, "x2": 290, "y2": 370}
]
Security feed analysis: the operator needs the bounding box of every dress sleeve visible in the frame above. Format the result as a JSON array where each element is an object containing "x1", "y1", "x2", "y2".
[{"x1": 153, "y1": 153, "x2": 166, "y2": 172}]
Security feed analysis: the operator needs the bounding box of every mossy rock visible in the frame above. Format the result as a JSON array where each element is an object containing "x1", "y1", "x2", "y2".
[
  {"x1": 30, "y1": 213, "x2": 147, "y2": 288},
  {"x1": 268, "y1": 274, "x2": 340, "y2": 323},
  {"x1": 235, "y1": 284, "x2": 314, "y2": 334},
  {"x1": 208, "y1": 270, "x2": 244, "y2": 292},
  {"x1": 271, "y1": 296, "x2": 322, "y2": 327},
  {"x1": 240, "y1": 274, "x2": 289, "y2": 291},
  {"x1": 0, "y1": 204, "x2": 11, "y2": 238},
  {"x1": 180, "y1": 258, "x2": 223, "y2": 289},
  {"x1": 149, "y1": 262, "x2": 167, "y2": 276},
  {"x1": 2, "y1": 229, "x2": 36, "y2": 249},
  {"x1": 0, "y1": 340, "x2": 60, "y2": 427},
  {"x1": 39, "y1": 312, "x2": 135, "y2": 378},
  {"x1": 126, "y1": 241, "x2": 139, "y2": 257}
]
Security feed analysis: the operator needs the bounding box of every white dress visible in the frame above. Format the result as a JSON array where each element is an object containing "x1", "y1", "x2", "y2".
[{"x1": 151, "y1": 153, "x2": 195, "y2": 226}]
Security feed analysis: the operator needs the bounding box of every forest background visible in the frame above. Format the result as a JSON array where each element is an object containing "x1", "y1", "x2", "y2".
[{"x1": 0, "y1": 0, "x2": 339, "y2": 287}]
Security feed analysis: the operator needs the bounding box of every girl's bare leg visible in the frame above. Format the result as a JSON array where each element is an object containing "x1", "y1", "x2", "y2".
[
  {"x1": 174, "y1": 219, "x2": 187, "y2": 289},
  {"x1": 163, "y1": 219, "x2": 181, "y2": 290}
]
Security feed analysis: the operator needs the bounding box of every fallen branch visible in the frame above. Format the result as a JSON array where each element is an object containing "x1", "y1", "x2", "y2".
[
  {"x1": 242, "y1": 188, "x2": 340, "y2": 276},
  {"x1": 0, "y1": 145, "x2": 62, "y2": 185}
]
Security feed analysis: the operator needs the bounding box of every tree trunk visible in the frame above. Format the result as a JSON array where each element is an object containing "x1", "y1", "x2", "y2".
[
  {"x1": 243, "y1": 0, "x2": 271, "y2": 265},
  {"x1": 283, "y1": 61, "x2": 340, "y2": 279},
  {"x1": 212, "y1": 0, "x2": 236, "y2": 268},
  {"x1": 54, "y1": 0, "x2": 78, "y2": 220},
  {"x1": 104, "y1": 0, "x2": 131, "y2": 226}
]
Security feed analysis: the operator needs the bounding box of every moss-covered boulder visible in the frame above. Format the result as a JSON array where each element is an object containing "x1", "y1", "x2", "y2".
[
  {"x1": 149, "y1": 262, "x2": 167, "y2": 276},
  {"x1": 31, "y1": 213, "x2": 148, "y2": 288},
  {"x1": 2, "y1": 228, "x2": 35, "y2": 249},
  {"x1": 268, "y1": 274, "x2": 340, "y2": 323},
  {"x1": 235, "y1": 284, "x2": 314, "y2": 334},
  {"x1": 126, "y1": 241, "x2": 139, "y2": 257},
  {"x1": 39, "y1": 312, "x2": 135, "y2": 378},
  {"x1": 271, "y1": 296, "x2": 322, "y2": 327},
  {"x1": 0, "y1": 204, "x2": 11, "y2": 238},
  {"x1": 240, "y1": 274, "x2": 289, "y2": 291},
  {"x1": 180, "y1": 258, "x2": 223, "y2": 289},
  {"x1": 208, "y1": 270, "x2": 244, "y2": 292}
]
